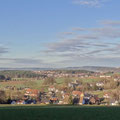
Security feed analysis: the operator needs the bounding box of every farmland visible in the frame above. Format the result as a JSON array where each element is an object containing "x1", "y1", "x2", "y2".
[
  {"x1": 0, "y1": 105, "x2": 120, "y2": 120},
  {"x1": 0, "y1": 70, "x2": 120, "y2": 106}
]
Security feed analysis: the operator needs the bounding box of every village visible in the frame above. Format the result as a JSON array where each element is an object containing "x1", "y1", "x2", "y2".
[{"x1": 0, "y1": 70, "x2": 120, "y2": 106}]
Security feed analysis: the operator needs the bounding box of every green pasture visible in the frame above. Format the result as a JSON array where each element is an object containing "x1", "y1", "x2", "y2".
[
  {"x1": 0, "y1": 79, "x2": 43, "y2": 89},
  {"x1": 0, "y1": 105, "x2": 120, "y2": 120}
]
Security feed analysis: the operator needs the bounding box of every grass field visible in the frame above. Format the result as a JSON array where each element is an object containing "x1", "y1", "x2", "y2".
[
  {"x1": 0, "y1": 79, "x2": 44, "y2": 89},
  {"x1": 0, "y1": 105, "x2": 120, "y2": 120}
]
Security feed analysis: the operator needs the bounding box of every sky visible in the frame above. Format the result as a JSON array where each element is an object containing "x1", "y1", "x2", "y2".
[{"x1": 0, "y1": 0, "x2": 120, "y2": 68}]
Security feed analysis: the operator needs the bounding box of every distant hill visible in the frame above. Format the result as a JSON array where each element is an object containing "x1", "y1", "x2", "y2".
[
  {"x1": 0, "y1": 68, "x2": 55, "y2": 71},
  {"x1": 0, "y1": 66, "x2": 120, "y2": 72},
  {"x1": 65, "y1": 66, "x2": 120, "y2": 72}
]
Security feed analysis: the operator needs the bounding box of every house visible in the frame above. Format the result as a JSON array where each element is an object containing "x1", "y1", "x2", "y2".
[
  {"x1": 83, "y1": 94, "x2": 100, "y2": 105},
  {"x1": 58, "y1": 100, "x2": 63, "y2": 105},
  {"x1": 89, "y1": 97, "x2": 96, "y2": 104},
  {"x1": 83, "y1": 93, "x2": 92, "y2": 104},
  {"x1": 103, "y1": 93, "x2": 110, "y2": 99},
  {"x1": 62, "y1": 93, "x2": 69, "y2": 99},
  {"x1": 50, "y1": 97, "x2": 59, "y2": 104},
  {"x1": 25, "y1": 88, "x2": 39, "y2": 97},
  {"x1": 72, "y1": 91, "x2": 82, "y2": 97},
  {"x1": 100, "y1": 75, "x2": 111, "y2": 78},
  {"x1": 68, "y1": 80, "x2": 80, "y2": 89},
  {"x1": 114, "y1": 78, "x2": 118, "y2": 82},
  {"x1": 94, "y1": 95, "x2": 100, "y2": 105},
  {"x1": 96, "y1": 82, "x2": 104, "y2": 91},
  {"x1": 96, "y1": 82, "x2": 104, "y2": 87},
  {"x1": 110, "y1": 99, "x2": 119, "y2": 106},
  {"x1": 11, "y1": 101, "x2": 16, "y2": 104},
  {"x1": 61, "y1": 90, "x2": 65, "y2": 94},
  {"x1": 72, "y1": 91, "x2": 84, "y2": 105},
  {"x1": 16, "y1": 100, "x2": 25, "y2": 105},
  {"x1": 63, "y1": 93, "x2": 70, "y2": 104},
  {"x1": 48, "y1": 86, "x2": 56, "y2": 92},
  {"x1": 84, "y1": 93, "x2": 92, "y2": 99},
  {"x1": 40, "y1": 97, "x2": 50, "y2": 104}
]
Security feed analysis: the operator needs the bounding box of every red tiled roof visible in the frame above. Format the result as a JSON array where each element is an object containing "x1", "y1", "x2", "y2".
[
  {"x1": 49, "y1": 86, "x2": 55, "y2": 88},
  {"x1": 72, "y1": 91, "x2": 82, "y2": 96},
  {"x1": 26, "y1": 88, "x2": 39, "y2": 94},
  {"x1": 64, "y1": 93, "x2": 69, "y2": 96},
  {"x1": 50, "y1": 97, "x2": 58, "y2": 101}
]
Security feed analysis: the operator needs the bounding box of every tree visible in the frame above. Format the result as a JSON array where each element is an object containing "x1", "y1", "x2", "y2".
[
  {"x1": 68, "y1": 95, "x2": 73, "y2": 105},
  {"x1": 0, "y1": 90, "x2": 7, "y2": 103},
  {"x1": 92, "y1": 83, "x2": 98, "y2": 91},
  {"x1": 64, "y1": 78, "x2": 72, "y2": 85},
  {"x1": 43, "y1": 77, "x2": 56, "y2": 85},
  {"x1": 104, "y1": 80, "x2": 118, "y2": 90},
  {"x1": 6, "y1": 77, "x2": 11, "y2": 81},
  {"x1": 0, "y1": 75, "x2": 5, "y2": 81},
  {"x1": 82, "y1": 83, "x2": 91, "y2": 92},
  {"x1": 111, "y1": 90, "x2": 120, "y2": 102},
  {"x1": 9, "y1": 91, "x2": 24, "y2": 100}
]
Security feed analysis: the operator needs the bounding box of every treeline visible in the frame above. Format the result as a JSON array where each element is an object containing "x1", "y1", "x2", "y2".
[
  {"x1": 0, "y1": 70, "x2": 47, "y2": 79},
  {"x1": 0, "y1": 75, "x2": 11, "y2": 81},
  {"x1": 53, "y1": 70, "x2": 94, "y2": 74}
]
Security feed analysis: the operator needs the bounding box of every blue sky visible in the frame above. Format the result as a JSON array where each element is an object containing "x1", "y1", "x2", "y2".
[{"x1": 0, "y1": 0, "x2": 120, "y2": 68}]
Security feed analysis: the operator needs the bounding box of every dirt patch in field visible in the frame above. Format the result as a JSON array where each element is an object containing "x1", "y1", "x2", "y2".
[{"x1": 0, "y1": 81, "x2": 26, "y2": 85}]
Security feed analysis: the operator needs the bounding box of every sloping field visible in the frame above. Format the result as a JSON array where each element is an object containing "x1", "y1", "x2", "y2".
[{"x1": 0, "y1": 106, "x2": 120, "y2": 120}]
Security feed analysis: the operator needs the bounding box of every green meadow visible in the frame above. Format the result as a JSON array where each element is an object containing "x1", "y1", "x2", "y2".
[{"x1": 0, "y1": 105, "x2": 120, "y2": 120}]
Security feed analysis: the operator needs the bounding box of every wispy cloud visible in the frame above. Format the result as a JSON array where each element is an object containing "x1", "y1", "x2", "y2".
[
  {"x1": 101, "y1": 20, "x2": 120, "y2": 26},
  {"x1": 0, "y1": 57, "x2": 53, "y2": 68},
  {"x1": 72, "y1": 27, "x2": 86, "y2": 31},
  {"x1": 72, "y1": 0, "x2": 109, "y2": 7},
  {"x1": 61, "y1": 32, "x2": 74, "y2": 35},
  {"x1": 42, "y1": 20, "x2": 120, "y2": 67},
  {"x1": 0, "y1": 45, "x2": 9, "y2": 55},
  {"x1": 91, "y1": 27, "x2": 120, "y2": 38}
]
